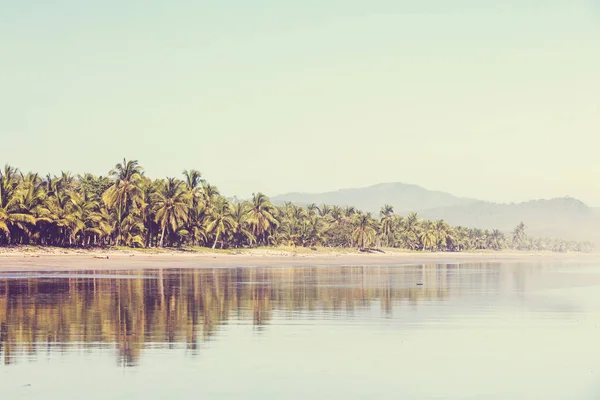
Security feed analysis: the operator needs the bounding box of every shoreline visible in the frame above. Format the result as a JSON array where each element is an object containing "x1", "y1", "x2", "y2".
[{"x1": 0, "y1": 246, "x2": 597, "y2": 271}]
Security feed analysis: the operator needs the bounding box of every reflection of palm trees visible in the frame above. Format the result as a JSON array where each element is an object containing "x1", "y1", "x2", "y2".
[{"x1": 0, "y1": 266, "x2": 461, "y2": 366}]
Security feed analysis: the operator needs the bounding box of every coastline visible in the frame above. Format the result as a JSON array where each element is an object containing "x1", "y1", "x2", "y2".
[{"x1": 0, "y1": 246, "x2": 597, "y2": 271}]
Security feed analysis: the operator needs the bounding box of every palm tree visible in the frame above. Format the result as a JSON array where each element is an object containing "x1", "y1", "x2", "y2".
[
  {"x1": 0, "y1": 208, "x2": 11, "y2": 241},
  {"x1": 102, "y1": 159, "x2": 144, "y2": 245},
  {"x1": 138, "y1": 177, "x2": 159, "y2": 247},
  {"x1": 419, "y1": 220, "x2": 437, "y2": 251},
  {"x1": 0, "y1": 166, "x2": 36, "y2": 244},
  {"x1": 401, "y1": 212, "x2": 421, "y2": 250},
  {"x1": 0, "y1": 165, "x2": 20, "y2": 207},
  {"x1": 206, "y1": 198, "x2": 235, "y2": 249},
  {"x1": 379, "y1": 204, "x2": 394, "y2": 247},
  {"x1": 188, "y1": 204, "x2": 208, "y2": 247},
  {"x1": 471, "y1": 228, "x2": 487, "y2": 250},
  {"x1": 58, "y1": 171, "x2": 76, "y2": 192},
  {"x1": 200, "y1": 184, "x2": 220, "y2": 212},
  {"x1": 329, "y1": 205, "x2": 343, "y2": 223},
  {"x1": 434, "y1": 219, "x2": 451, "y2": 251},
  {"x1": 487, "y1": 229, "x2": 505, "y2": 251},
  {"x1": 98, "y1": 207, "x2": 115, "y2": 246},
  {"x1": 512, "y1": 222, "x2": 527, "y2": 250},
  {"x1": 389, "y1": 215, "x2": 405, "y2": 248},
  {"x1": 247, "y1": 193, "x2": 278, "y2": 245},
  {"x1": 153, "y1": 178, "x2": 190, "y2": 247},
  {"x1": 119, "y1": 212, "x2": 145, "y2": 247},
  {"x1": 302, "y1": 214, "x2": 324, "y2": 247},
  {"x1": 13, "y1": 173, "x2": 48, "y2": 244},
  {"x1": 68, "y1": 190, "x2": 102, "y2": 246},
  {"x1": 278, "y1": 203, "x2": 302, "y2": 246},
  {"x1": 343, "y1": 206, "x2": 357, "y2": 219},
  {"x1": 317, "y1": 204, "x2": 331, "y2": 218},
  {"x1": 230, "y1": 202, "x2": 255, "y2": 248},
  {"x1": 452, "y1": 226, "x2": 470, "y2": 251},
  {"x1": 352, "y1": 213, "x2": 377, "y2": 250},
  {"x1": 182, "y1": 170, "x2": 204, "y2": 245},
  {"x1": 183, "y1": 169, "x2": 204, "y2": 193},
  {"x1": 45, "y1": 189, "x2": 79, "y2": 246}
]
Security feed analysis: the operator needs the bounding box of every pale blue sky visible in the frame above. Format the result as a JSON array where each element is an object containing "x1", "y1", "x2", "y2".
[{"x1": 1, "y1": 0, "x2": 599, "y2": 204}]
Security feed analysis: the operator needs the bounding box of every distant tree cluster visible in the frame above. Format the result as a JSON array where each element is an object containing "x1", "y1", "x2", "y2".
[{"x1": 0, "y1": 160, "x2": 594, "y2": 252}]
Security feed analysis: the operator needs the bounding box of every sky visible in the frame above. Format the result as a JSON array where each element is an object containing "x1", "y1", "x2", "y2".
[{"x1": 1, "y1": 0, "x2": 599, "y2": 205}]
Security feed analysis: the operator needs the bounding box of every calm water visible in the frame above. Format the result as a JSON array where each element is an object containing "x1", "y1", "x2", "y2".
[{"x1": 1, "y1": 262, "x2": 600, "y2": 399}]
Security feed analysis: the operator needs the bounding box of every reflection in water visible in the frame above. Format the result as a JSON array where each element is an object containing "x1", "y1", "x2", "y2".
[
  {"x1": 2, "y1": 262, "x2": 599, "y2": 400},
  {"x1": 0, "y1": 264, "x2": 490, "y2": 366},
  {"x1": 0, "y1": 263, "x2": 574, "y2": 368}
]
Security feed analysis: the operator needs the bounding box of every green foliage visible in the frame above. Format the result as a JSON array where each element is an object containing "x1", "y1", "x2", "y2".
[{"x1": 0, "y1": 162, "x2": 594, "y2": 253}]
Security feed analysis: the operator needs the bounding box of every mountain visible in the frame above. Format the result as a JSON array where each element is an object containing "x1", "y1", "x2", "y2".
[
  {"x1": 418, "y1": 197, "x2": 600, "y2": 243},
  {"x1": 271, "y1": 183, "x2": 476, "y2": 213},
  {"x1": 270, "y1": 184, "x2": 600, "y2": 244}
]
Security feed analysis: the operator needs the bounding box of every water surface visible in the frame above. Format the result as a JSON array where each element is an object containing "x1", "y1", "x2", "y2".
[{"x1": 1, "y1": 263, "x2": 599, "y2": 399}]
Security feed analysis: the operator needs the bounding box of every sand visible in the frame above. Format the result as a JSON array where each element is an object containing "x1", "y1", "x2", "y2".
[{"x1": 0, "y1": 246, "x2": 598, "y2": 271}]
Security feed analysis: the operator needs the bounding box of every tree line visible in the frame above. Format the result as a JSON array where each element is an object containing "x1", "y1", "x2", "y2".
[{"x1": 0, "y1": 159, "x2": 594, "y2": 252}]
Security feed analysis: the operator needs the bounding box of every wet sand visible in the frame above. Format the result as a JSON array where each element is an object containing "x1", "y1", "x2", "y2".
[{"x1": 0, "y1": 248, "x2": 597, "y2": 271}]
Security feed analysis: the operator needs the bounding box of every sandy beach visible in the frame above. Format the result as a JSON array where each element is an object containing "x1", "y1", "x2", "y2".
[{"x1": 0, "y1": 246, "x2": 597, "y2": 271}]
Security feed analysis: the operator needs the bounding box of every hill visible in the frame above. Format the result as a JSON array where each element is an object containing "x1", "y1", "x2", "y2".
[
  {"x1": 271, "y1": 183, "x2": 476, "y2": 213},
  {"x1": 418, "y1": 197, "x2": 600, "y2": 243}
]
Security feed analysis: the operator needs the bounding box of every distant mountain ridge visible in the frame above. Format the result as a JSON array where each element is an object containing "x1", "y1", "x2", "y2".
[
  {"x1": 271, "y1": 182, "x2": 477, "y2": 213},
  {"x1": 418, "y1": 197, "x2": 599, "y2": 243},
  {"x1": 270, "y1": 183, "x2": 600, "y2": 244}
]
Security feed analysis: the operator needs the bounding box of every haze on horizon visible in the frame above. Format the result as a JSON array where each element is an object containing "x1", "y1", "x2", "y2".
[{"x1": 1, "y1": 0, "x2": 599, "y2": 206}]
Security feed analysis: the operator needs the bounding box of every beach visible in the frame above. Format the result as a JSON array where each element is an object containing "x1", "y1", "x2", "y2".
[{"x1": 0, "y1": 246, "x2": 597, "y2": 271}]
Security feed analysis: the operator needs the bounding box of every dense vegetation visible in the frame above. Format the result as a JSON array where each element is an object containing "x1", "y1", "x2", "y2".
[{"x1": 0, "y1": 160, "x2": 593, "y2": 252}]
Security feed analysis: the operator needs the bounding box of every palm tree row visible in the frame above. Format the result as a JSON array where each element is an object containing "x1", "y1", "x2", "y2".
[{"x1": 0, "y1": 160, "x2": 594, "y2": 252}]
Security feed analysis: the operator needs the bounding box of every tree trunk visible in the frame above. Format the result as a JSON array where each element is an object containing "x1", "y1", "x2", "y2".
[
  {"x1": 159, "y1": 225, "x2": 166, "y2": 248},
  {"x1": 212, "y1": 230, "x2": 220, "y2": 249}
]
